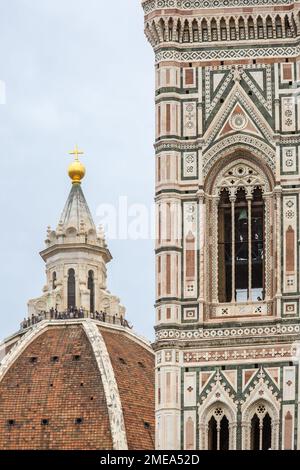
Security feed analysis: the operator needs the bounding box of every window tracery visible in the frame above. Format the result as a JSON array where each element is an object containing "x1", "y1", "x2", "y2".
[{"x1": 207, "y1": 159, "x2": 274, "y2": 312}]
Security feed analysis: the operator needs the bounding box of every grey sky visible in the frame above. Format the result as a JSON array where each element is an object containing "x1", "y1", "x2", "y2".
[{"x1": 0, "y1": 0, "x2": 155, "y2": 340}]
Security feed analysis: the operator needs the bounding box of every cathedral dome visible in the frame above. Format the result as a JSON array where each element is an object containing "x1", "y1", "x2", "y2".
[
  {"x1": 0, "y1": 319, "x2": 155, "y2": 450},
  {"x1": 0, "y1": 149, "x2": 155, "y2": 450}
]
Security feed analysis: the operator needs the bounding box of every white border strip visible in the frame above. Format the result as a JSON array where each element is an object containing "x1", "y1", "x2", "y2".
[{"x1": 82, "y1": 320, "x2": 128, "y2": 450}]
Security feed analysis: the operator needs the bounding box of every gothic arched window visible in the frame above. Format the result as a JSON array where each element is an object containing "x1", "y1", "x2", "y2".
[
  {"x1": 243, "y1": 398, "x2": 279, "y2": 450},
  {"x1": 207, "y1": 409, "x2": 230, "y2": 451},
  {"x1": 275, "y1": 15, "x2": 282, "y2": 38},
  {"x1": 251, "y1": 409, "x2": 272, "y2": 450},
  {"x1": 216, "y1": 163, "x2": 266, "y2": 304},
  {"x1": 88, "y1": 270, "x2": 95, "y2": 313},
  {"x1": 67, "y1": 268, "x2": 76, "y2": 309}
]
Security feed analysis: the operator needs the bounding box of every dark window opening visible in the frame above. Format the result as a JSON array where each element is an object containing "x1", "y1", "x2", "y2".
[
  {"x1": 144, "y1": 422, "x2": 151, "y2": 429},
  {"x1": 119, "y1": 357, "x2": 127, "y2": 365},
  {"x1": 75, "y1": 418, "x2": 83, "y2": 425},
  {"x1": 88, "y1": 270, "x2": 95, "y2": 314},
  {"x1": 52, "y1": 272, "x2": 57, "y2": 290},
  {"x1": 7, "y1": 420, "x2": 15, "y2": 426},
  {"x1": 251, "y1": 414, "x2": 260, "y2": 450},
  {"x1": 208, "y1": 416, "x2": 217, "y2": 450},
  {"x1": 51, "y1": 356, "x2": 59, "y2": 363},
  {"x1": 218, "y1": 187, "x2": 265, "y2": 303},
  {"x1": 29, "y1": 357, "x2": 38, "y2": 364},
  {"x1": 208, "y1": 415, "x2": 229, "y2": 450},
  {"x1": 262, "y1": 414, "x2": 272, "y2": 450},
  {"x1": 68, "y1": 268, "x2": 76, "y2": 310},
  {"x1": 41, "y1": 419, "x2": 49, "y2": 426},
  {"x1": 73, "y1": 355, "x2": 81, "y2": 362},
  {"x1": 251, "y1": 413, "x2": 272, "y2": 450}
]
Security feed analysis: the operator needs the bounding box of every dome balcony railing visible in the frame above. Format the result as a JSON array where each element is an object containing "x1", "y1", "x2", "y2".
[{"x1": 20, "y1": 309, "x2": 132, "y2": 331}]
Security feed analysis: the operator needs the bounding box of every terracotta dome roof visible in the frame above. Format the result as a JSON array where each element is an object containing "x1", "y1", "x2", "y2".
[{"x1": 0, "y1": 320, "x2": 155, "y2": 450}]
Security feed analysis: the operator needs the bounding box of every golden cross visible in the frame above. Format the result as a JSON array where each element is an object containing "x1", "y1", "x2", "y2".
[{"x1": 69, "y1": 145, "x2": 84, "y2": 161}]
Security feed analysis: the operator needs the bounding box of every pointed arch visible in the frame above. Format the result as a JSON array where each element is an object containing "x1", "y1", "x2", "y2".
[
  {"x1": 285, "y1": 14, "x2": 292, "y2": 37},
  {"x1": 192, "y1": 18, "x2": 198, "y2": 42},
  {"x1": 176, "y1": 18, "x2": 181, "y2": 42},
  {"x1": 204, "y1": 153, "x2": 275, "y2": 308},
  {"x1": 220, "y1": 17, "x2": 227, "y2": 40},
  {"x1": 203, "y1": 136, "x2": 276, "y2": 181},
  {"x1": 248, "y1": 16, "x2": 255, "y2": 39},
  {"x1": 199, "y1": 399, "x2": 237, "y2": 450},
  {"x1": 229, "y1": 17, "x2": 236, "y2": 40},
  {"x1": 275, "y1": 15, "x2": 283, "y2": 38},
  {"x1": 150, "y1": 20, "x2": 160, "y2": 45},
  {"x1": 183, "y1": 19, "x2": 190, "y2": 42},
  {"x1": 211, "y1": 18, "x2": 218, "y2": 41},
  {"x1": 168, "y1": 17, "x2": 174, "y2": 41},
  {"x1": 201, "y1": 18, "x2": 208, "y2": 42},
  {"x1": 242, "y1": 399, "x2": 280, "y2": 450},
  {"x1": 266, "y1": 15, "x2": 273, "y2": 39},
  {"x1": 238, "y1": 16, "x2": 245, "y2": 40},
  {"x1": 257, "y1": 16, "x2": 264, "y2": 39},
  {"x1": 286, "y1": 226, "x2": 295, "y2": 272},
  {"x1": 158, "y1": 18, "x2": 166, "y2": 42}
]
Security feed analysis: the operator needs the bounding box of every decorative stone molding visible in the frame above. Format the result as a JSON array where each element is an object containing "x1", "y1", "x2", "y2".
[
  {"x1": 82, "y1": 321, "x2": 128, "y2": 450},
  {"x1": 203, "y1": 137, "x2": 276, "y2": 178},
  {"x1": 184, "y1": 346, "x2": 294, "y2": 363},
  {"x1": 143, "y1": 0, "x2": 296, "y2": 15},
  {"x1": 205, "y1": 64, "x2": 273, "y2": 119},
  {"x1": 156, "y1": 323, "x2": 300, "y2": 341},
  {"x1": 214, "y1": 159, "x2": 270, "y2": 195},
  {"x1": 154, "y1": 45, "x2": 300, "y2": 64},
  {"x1": 204, "y1": 86, "x2": 274, "y2": 146}
]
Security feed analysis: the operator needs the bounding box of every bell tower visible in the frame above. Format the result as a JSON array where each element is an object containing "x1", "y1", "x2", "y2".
[{"x1": 142, "y1": 0, "x2": 300, "y2": 450}]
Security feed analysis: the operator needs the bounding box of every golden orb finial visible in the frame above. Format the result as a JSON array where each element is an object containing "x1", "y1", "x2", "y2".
[{"x1": 68, "y1": 145, "x2": 86, "y2": 184}]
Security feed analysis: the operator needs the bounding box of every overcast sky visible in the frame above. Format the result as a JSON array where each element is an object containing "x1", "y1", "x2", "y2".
[{"x1": 0, "y1": 0, "x2": 156, "y2": 341}]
